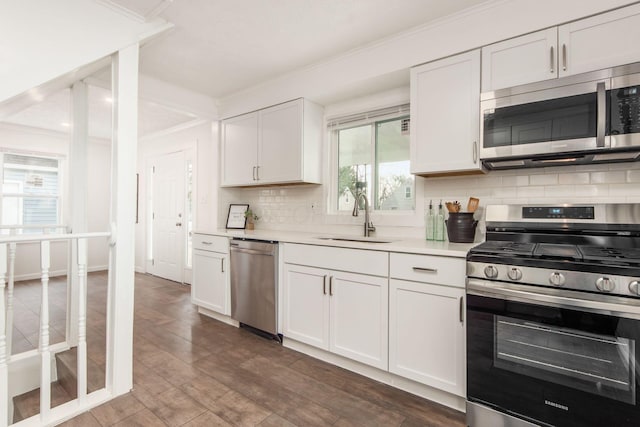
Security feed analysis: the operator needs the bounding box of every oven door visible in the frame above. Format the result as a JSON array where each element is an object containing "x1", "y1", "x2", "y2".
[{"x1": 467, "y1": 278, "x2": 640, "y2": 427}]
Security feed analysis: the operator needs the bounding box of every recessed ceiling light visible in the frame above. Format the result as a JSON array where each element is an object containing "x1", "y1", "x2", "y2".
[{"x1": 60, "y1": 122, "x2": 70, "y2": 127}]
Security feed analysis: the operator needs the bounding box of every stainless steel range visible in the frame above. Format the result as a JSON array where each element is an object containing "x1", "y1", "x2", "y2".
[{"x1": 466, "y1": 204, "x2": 640, "y2": 427}]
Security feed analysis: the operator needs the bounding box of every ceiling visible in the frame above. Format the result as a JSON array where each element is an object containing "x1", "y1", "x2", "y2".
[
  {"x1": 122, "y1": 0, "x2": 489, "y2": 98},
  {"x1": 1, "y1": 0, "x2": 490, "y2": 140}
]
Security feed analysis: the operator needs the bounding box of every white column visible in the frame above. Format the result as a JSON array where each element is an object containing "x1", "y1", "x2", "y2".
[
  {"x1": 0, "y1": 244, "x2": 7, "y2": 427},
  {"x1": 106, "y1": 43, "x2": 138, "y2": 396},
  {"x1": 67, "y1": 81, "x2": 89, "y2": 347}
]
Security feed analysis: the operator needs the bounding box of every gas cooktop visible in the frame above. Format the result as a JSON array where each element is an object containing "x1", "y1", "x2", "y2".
[{"x1": 467, "y1": 204, "x2": 640, "y2": 298}]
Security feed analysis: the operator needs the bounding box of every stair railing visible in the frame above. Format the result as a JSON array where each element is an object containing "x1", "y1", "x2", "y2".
[
  {"x1": 0, "y1": 230, "x2": 111, "y2": 427},
  {"x1": 0, "y1": 225, "x2": 68, "y2": 361}
]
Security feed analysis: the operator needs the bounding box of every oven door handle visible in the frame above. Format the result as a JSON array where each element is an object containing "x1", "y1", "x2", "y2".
[{"x1": 467, "y1": 278, "x2": 640, "y2": 320}]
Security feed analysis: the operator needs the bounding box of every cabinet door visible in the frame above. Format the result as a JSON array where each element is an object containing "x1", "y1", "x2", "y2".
[
  {"x1": 559, "y1": 4, "x2": 640, "y2": 77},
  {"x1": 192, "y1": 250, "x2": 228, "y2": 315},
  {"x1": 329, "y1": 271, "x2": 388, "y2": 370},
  {"x1": 389, "y1": 279, "x2": 465, "y2": 397},
  {"x1": 258, "y1": 99, "x2": 303, "y2": 184},
  {"x1": 482, "y1": 28, "x2": 558, "y2": 92},
  {"x1": 221, "y1": 112, "x2": 258, "y2": 186},
  {"x1": 282, "y1": 264, "x2": 330, "y2": 350},
  {"x1": 410, "y1": 50, "x2": 481, "y2": 175}
]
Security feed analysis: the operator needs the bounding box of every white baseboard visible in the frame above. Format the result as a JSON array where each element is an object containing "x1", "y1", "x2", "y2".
[
  {"x1": 197, "y1": 306, "x2": 239, "y2": 328},
  {"x1": 283, "y1": 338, "x2": 466, "y2": 413},
  {"x1": 14, "y1": 265, "x2": 108, "y2": 282},
  {"x1": 135, "y1": 266, "x2": 146, "y2": 274}
]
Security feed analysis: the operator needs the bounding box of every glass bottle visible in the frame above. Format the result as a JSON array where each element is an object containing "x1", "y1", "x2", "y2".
[
  {"x1": 435, "y1": 199, "x2": 445, "y2": 241},
  {"x1": 426, "y1": 200, "x2": 435, "y2": 240}
]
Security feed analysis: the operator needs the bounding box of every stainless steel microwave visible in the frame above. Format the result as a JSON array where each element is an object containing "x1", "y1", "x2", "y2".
[{"x1": 480, "y1": 62, "x2": 640, "y2": 170}]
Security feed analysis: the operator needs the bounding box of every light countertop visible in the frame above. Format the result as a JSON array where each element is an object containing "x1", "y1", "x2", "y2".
[{"x1": 193, "y1": 228, "x2": 477, "y2": 258}]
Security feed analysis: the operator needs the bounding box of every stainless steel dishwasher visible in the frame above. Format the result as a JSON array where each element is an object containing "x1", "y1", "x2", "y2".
[{"x1": 229, "y1": 238, "x2": 280, "y2": 340}]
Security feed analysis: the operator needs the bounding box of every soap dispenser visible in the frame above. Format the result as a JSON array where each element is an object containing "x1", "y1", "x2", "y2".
[
  {"x1": 426, "y1": 200, "x2": 435, "y2": 240},
  {"x1": 435, "y1": 199, "x2": 445, "y2": 241}
]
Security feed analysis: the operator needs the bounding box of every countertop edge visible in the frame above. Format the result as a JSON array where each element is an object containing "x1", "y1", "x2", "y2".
[{"x1": 193, "y1": 229, "x2": 477, "y2": 258}]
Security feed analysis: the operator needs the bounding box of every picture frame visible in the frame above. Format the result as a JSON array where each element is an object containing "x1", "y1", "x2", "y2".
[{"x1": 226, "y1": 204, "x2": 250, "y2": 229}]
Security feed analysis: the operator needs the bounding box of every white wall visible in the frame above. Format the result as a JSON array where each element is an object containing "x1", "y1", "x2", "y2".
[
  {"x1": 0, "y1": 0, "x2": 171, "y2": 103},
  {"x1": 136, "y1": 121, "x2": 215, "y2": 273},
  {"x1": 218, "y1": 0, "x2": 635, "y2": 117},
  {"x1": 215, "y1": 0, "x2": 640, "y2": 240},
  {"x1": 0, "y1": 124, "x2": 111, "y2": 279}
]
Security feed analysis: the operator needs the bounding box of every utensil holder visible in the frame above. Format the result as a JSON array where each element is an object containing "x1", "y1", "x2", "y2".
[{"x1": 445, "y1": 212, "x2": 478, "y2": 243}]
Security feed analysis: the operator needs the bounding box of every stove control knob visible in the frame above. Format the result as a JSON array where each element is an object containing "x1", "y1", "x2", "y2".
[
  {"x1": 629, "y1": 280, "x2": 640, "y2": 295},
  {"x1": 507, "y1": 267, "x2": 523, "y2": 281},
  {"x1": 484, "y1": 265, "x2": 498, "y2": 279},
  {"x1": 596, "y1": 277, "x2": 615, "y2": 292},
  {"x1": 549, "y1": 272, "x2": 565, "y2": 287}
]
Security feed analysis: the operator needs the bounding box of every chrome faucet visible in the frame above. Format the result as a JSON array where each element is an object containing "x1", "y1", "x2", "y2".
[{"x1": 352, "y1": 191, "x2": 376, "y2": 237}]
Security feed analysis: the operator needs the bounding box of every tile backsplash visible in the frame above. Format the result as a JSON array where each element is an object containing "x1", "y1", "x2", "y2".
[{"x1": 217, "y1": 161, "x2": 640, "y2": 238}]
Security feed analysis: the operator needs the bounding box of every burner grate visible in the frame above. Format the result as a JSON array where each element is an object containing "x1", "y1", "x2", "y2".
[
  {"x1": 470, "y1": 241, "x2": 535, "y2": 256},
  {"x1": 579, "y1": 245, "x2": 640, "y2": 265},
  {"x1": 533, "y1": 244, "x2": 582, "y2": 260}
]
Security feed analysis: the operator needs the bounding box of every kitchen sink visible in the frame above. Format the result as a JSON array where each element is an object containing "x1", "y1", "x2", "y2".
[{"x1": 316, "y1": 236, "x2": 393, "y2": 244}]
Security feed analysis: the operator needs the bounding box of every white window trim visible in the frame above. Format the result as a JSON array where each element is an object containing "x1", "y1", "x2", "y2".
[
  {"x1": 0, "y1": 151, "x2": 65, "y2": 228},
  {"x1": 326, "y1": 114, "x2": 424, "y2": 228}
]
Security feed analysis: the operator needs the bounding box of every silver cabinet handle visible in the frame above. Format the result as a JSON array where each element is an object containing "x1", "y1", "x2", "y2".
[
  {"x1": 221, "y1": 258, "x2": 224, "y2": 273},
  {"x1": 252, "y1": 166, "x2": 257, "y2": 181},
  {"x1": 323, "y1": 275, "x2": 327, "y2": 295},
  {"x1": 202, "y1": 241, "x2": 213, "y2": 245},
  {"x1": 329, "y1": 276, "x2": 333, "y2": 296},
  {"x1": 176, "y1": 222, "x2": 182, "y2": 226},
  {"x1": 550, "y1": 45, "x2": 554, "y2": 73},
  {"x1": 459, "y1": 296, "x2": 464, "y2": 323},
  {"x1": 256, "y1": 165, "x2": 260, "y2": 180},
  {"x1": 562, "y1": 43, "x2": 567, "y2": 71},
  {"x1": 596, "y1": 81, "x2": 606, "y2": 148},
  {"x1": 472, "y1": 141, "x2": 478, "y2": 164},
  {"x1": 413, "y1": 267, "x2": 438, "y2": 273}
]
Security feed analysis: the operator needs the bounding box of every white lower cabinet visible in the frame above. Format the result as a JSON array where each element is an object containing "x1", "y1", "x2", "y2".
[
  {"x1": 389, "y1": 278, "x2": 465, "y2": 397},
  {"x1": 282, "y1": 245, "x2": 389, "y2": 370},
  {"x1": 388, "y1": 252, "x2": 466, "y2": 396},
  {"x1": 192, "y1": 234, "x2": 229, "y2": 315},
  {"x1": 282, "y1": 264, "x2": 329, "y2": 349}
]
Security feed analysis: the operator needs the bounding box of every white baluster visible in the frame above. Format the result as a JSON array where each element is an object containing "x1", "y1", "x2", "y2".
[
  {"x1": 0, "y1": 243, "x2": 8, "y2": 427},
  {"x1": 39, "y1": 240, "x2": 51, "y2": 422},
  {"x1": 6, "y1": 241, "x2": 16, "y2": 361},
  {"x1": 76, "y1": 238, "x2": 88, "y2": 405}
]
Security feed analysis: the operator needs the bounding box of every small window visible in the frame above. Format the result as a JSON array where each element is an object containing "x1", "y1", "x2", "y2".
[
  {"x1": 335, "y1": 113, "x2": 414, "y2": 211},
  {"x1": 1, "y1": 153, "x2": 61, "y2": 233}
]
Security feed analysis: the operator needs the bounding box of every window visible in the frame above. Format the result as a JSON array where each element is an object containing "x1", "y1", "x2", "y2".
[
  {"x1": 1, "y1": 153, "x2": 61, "y2": 232},
  {"x1": 335, "y1": 109, "x2": 414, "y2": 211}
]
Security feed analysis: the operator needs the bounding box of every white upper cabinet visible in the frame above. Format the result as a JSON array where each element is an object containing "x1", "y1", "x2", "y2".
[
  {"x1": 410, "y1": 49, "x2": 481, "y2": 175},
  {"x1": 482, "y1": 4, "x2": 640, "y2": 91},
  {"x1": 482, "y1": 28, "x2": 558, "y2": 92},
  {"x1": 558, "y1": 3, "x2": 640, "y2": 78},
  {"x1": 221, "y1": 112, "x2": 258, "y2": 187},
  {"x1": 221, "y1": 98, "x2": 323, "y2": 187}
]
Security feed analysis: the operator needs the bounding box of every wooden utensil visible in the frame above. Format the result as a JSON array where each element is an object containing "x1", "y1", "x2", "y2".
[
  {"x1": 446, "y1": 201, "x2": 461, "y2": 213},
  {"x1": 467, "y1": 197, "x2": 479, "y2": 213}
]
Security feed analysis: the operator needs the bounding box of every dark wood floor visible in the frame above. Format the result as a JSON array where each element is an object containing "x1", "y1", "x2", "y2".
[{"x1": 18, "y1": 272, "x2": 466, "y2": 426}]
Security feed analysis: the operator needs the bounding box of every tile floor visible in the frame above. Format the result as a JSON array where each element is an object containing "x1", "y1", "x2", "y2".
[{"x1": 13, "y1": 272, "x2": 465, "y2": 426}]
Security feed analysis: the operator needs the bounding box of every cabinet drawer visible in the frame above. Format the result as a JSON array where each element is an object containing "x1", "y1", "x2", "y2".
[
  {"x1": 283, "y1": 243, "x2": 388, "y2": 277},
  {"x1": 389, "y1": 253, "x2": 464, "y2": 287},
  {"x1": 193, "y1": 234, "x2": 229, "y2": 253}
]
